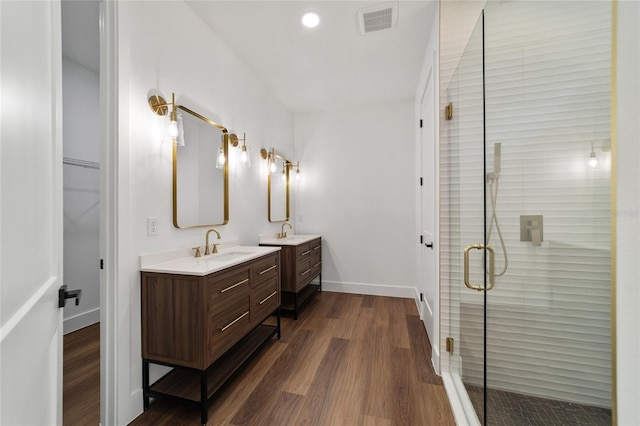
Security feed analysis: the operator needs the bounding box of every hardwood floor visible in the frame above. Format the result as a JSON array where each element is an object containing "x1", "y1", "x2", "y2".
[
  {"x1": 130, "y1": 292, "x2": 455, "y2": 426},
  {"x1": 63, "y1": 322, "x2": 100, "y2": 426}
]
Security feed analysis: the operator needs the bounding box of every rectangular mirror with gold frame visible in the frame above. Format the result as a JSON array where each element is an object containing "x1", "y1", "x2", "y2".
[
  {"x1": 173, "y1": 104, "x2": 229, "y2": 228},
  {"x1": 267, "y1": 154, "x2": 290, "y2": 222}
]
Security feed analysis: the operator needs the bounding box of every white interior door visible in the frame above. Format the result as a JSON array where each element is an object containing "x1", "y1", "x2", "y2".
[
  {"x1": 419, "y1": 62, "x2": 438, "y2": 367},
  {"x1": 0, "y1": 1, "x2": 64, "y2": 424}
]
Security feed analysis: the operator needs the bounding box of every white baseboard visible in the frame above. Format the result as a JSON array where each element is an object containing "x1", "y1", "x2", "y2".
[
  {"x1": 63, "y1": 307, "x2": 100, "y2": 334},
  {"x1": 322, "y1": 280, "x2": 416, "y2": 299},
  {"x1": 432, "y1": 344, "x2": 441, "y2": 375}
]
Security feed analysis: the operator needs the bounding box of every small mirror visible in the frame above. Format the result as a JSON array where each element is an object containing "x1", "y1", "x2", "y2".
[
  {"x1": 173, "y1": 105, "x2": 228, "y2": 228},
  {"x1": 268, "y1": 156, "x2": 289, "y2": 222}
]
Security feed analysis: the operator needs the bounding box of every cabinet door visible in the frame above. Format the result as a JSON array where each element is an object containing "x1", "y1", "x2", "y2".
[{"x1": 142, "y1": 274, "x2": 204, "y2": 368}]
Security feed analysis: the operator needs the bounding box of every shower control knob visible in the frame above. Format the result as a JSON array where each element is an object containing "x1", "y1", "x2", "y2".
[{"x1": 425, "y1": 242, "x2": 434, "y2": 249}]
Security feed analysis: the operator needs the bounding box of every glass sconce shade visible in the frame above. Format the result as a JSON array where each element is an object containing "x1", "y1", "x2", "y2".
[
  {"x1": 239, "y1": 144, "x2": 251, "y2": 167},
  {"x1": 216, "y1": 146, "x2": 226, "y2": 169}
]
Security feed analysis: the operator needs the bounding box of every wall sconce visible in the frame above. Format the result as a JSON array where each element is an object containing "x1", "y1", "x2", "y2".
[
  {"x1": 260, "y1": 148, "x2": 279, "y2": 174},
  {"x1": 148, "y1": 93, "x2": 184, "y2": 146},
  {"x1": 260, "y1": 148, "x2": 302, "y2": 179},
  {"x1": 588, "y1": 141, "x2": 598, "y2": 168},
  {"x1": 230, "y1": 133, "x2": 251, "y2": 167},
  {"x1": 216, "y1": 135, "x2": 226, "y2": 169},
  {"x1": 292, "y1": 161, "x2": 301, "y2": 180}
]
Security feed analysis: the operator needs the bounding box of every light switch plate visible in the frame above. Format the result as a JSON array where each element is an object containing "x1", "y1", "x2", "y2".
[{"x1": 147, "y1": 217, "x2": 159, "y2": 236}]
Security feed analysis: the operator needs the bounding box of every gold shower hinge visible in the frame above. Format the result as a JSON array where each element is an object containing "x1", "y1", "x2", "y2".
[
  {"x1": 445, "y1": 102, "x2": 453, "y2": 120},
  {"x1": 446, "y1": 337, "x2": 454, "y2": 354}
]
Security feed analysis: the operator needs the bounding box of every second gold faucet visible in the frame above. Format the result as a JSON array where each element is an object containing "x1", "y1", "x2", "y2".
[
  {"x1": 205, "y1": 228, "x2": 221, "y2": 255},
  {"x1": 278, "y1": 222, "x2": 292, "y2": 239}
]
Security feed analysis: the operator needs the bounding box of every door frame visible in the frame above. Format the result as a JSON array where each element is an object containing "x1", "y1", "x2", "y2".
[
  {"x1": 417, "y1": 56, "x2": 440, "y2": 374},
  {"x1": 99, "y1": 0, "x2": 120, "y2": 424},
  {"x1": 415, "y1": 12, "x2": 441, "y2": 376}
]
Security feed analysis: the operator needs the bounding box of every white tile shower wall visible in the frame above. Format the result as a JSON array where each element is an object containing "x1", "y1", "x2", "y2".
[
  {"x1": 293, "y1": 102, "x2": 417, "y2": 296},
  {"x1": 116, "y1": 1, "x2": 294, "y2": 421},
  {"x1": 442, "y1": 1, "x2": 612, "y2": 409},
  {"x1": 62, "y1": 58, "x2": 100, "y2": 333}
]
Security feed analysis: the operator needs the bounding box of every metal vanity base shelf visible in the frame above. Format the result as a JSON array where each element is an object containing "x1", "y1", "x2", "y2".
[
  {"x1": 281, "y1": 275, "x2": 321, "y2": 320},
  {"x1": 142, "y1": 309, "x2": 281, "y2": 426}
]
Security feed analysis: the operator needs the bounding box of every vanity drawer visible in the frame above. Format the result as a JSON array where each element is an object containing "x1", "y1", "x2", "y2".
[
  {"x1": 251, "y1": 275, "x2": 280, "y2": 323},
  {"x1": 208, "y1": 294, "x2": 251, "y2": 362},
  {"x1": 295, "y1": 258, "x2": 313, "y2": 289},
  {"x1": 251, "y1": 253, "x2": 279, "y2": 283},
  {"x1": 207, "y1": 267, "x2": 250, "y2": 312},
  {"x1": 311, "y1": 257, "x2": 322, "y2": 278},
  {"x1": 296, "y1": 243, "x2": 313, "y2": 262}
]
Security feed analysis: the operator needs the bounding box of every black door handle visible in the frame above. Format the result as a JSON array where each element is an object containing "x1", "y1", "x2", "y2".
[
  {"x1": 58, "y1": 285, "x2": 82, "y2": 308},
  {"x1": 425, "y1": 242, "x2": 434, "y2": 249}
]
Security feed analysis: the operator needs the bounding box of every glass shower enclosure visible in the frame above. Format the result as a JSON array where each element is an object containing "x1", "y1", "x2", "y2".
[{"x1": 440, "y1": 2, "x2": 613, "y2": 424}]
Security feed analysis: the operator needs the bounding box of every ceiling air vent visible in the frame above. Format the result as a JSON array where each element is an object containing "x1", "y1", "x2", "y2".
[{"x1": 358, "y1": 2, "x2": 398, "y2": 34}]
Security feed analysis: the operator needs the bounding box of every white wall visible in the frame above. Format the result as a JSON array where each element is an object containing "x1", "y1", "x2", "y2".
[
  {"x1": 293, "y1": 101, "x2": 417, "y2": 298},
  {"x1": 616, "y1": 2, "x2": 640, "y2": 423},
  {"x1": 62, "y1": 58, "x2": 100, "y2": 333},
  {"x1": 116, "y1": 1, "x2": 294, "y2": 422}
]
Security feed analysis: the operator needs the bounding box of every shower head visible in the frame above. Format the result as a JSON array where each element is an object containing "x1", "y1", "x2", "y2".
[{"x1": 487, "y1": 143, "x2": 502, "y2": 182}]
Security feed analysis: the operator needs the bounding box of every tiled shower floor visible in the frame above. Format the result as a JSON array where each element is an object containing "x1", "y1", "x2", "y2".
[{"x1": 465, "y1": 384, "x2": 612, "y2": 426}]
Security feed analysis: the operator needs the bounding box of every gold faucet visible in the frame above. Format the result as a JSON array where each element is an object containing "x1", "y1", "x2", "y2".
[
  {"x1": 204, "y1": 228, "x2": 221, "y2": 255},
  {"x1": 279, "y1": 223, "x2": 292, "y2": 239}
]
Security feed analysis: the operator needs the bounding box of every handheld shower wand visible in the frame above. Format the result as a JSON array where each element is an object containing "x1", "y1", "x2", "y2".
[{"x1": 487, "y1": 143, "x2": 508, "y2": 277}]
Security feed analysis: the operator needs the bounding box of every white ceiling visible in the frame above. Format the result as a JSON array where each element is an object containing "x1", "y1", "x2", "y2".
[
  {"x1": 61, "y1": 1, "x2": 437, "y2": 114},
  {"x1": 187, "y1": 1, "x2": 437, "y2": 113}
]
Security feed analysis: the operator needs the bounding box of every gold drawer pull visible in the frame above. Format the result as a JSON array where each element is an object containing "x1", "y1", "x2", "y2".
[
  {"x1": 313, "y1": 245, "x2": 321, "y2": 251},
  {"x1": 221, "y1": 311, "x2": 249, "y2": 332},
  {"x1": 220, "y1": 278, "x2": 249, "y2": 293},
  {"x1": 314, "y1": 261, "x2": 322, "y2": 268},
  {"x1": 259, "y1": 265, "x2": 277, "y2": 275},
  {"x1": 301, "y1": 250, "x2": 311, "y2": 256},
  {"x1": 301, "y1": 268, "x2": 311, "y2": 276},
  {"x1": 259, "y1": 291, "x2": 278, "y2": 305}
]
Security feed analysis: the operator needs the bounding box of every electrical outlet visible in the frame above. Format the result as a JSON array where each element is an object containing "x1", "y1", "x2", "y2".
[{"x1": 147, "y1": 217, "x2": 159, "y2": 236}]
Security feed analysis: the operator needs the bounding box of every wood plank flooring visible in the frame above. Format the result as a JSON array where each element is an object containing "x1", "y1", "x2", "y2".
[
  {"x1": 130, "y1": 292, "x2": 455, "y2": 426},
  {"x1": 63, "y1": 322, "x2": 100, "y2": 426}
]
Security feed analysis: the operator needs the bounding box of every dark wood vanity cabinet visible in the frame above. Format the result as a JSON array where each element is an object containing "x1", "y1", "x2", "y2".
[
  {"x1": 141, "y1": 251, "x2": 281, "y2": 425},
  {"x1": 262, "y1": 237, "x2": 321, "y2": 319}
]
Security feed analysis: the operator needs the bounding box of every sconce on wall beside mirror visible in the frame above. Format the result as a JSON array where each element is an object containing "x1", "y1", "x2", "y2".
[
  {"x1": 148, "y1": 93, "x2": 185, "y2": 146},
  {"x1": 260, "y1": 148, "x2": 301, "y2": 179},
  {"x1": 230, "y1": 133, "x2": 251, "y2": 167}
]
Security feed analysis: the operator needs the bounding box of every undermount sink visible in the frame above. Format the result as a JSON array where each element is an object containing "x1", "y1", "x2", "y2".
[
  {"x1": 260, "y1": 234, "x2": 321, "y2": 246},
  {"x1": 204, "y1": 251, "x2": 252, "y2": 262},
  {"x1": 139, "y1": 245, "x2": 281, "y2": 276}
]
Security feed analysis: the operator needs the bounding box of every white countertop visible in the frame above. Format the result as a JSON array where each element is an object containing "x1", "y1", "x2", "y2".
[
  {"x1": 259, "y1": 234, "x2": 321, "y2": 246},
  {"x1": 140, "y1": 245, "x2": 281, "y2": 276}
]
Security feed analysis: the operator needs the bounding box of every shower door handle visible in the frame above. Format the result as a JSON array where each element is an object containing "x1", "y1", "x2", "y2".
[{"x1": 463, "y1": 244, "x2": 495, "y2": 291}]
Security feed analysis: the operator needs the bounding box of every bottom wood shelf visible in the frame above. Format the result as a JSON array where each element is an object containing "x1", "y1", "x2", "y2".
[
  {"x1": 281, "y1": 279, "x2": 320, "y2": 319},
  {"x1": 143, "y1": 317, "x2": 280, "y2": 424}
]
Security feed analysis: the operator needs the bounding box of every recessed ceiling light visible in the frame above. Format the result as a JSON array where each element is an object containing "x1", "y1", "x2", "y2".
[{"x1": 302, "y1": 11, "x2": 320, "y2": 28}]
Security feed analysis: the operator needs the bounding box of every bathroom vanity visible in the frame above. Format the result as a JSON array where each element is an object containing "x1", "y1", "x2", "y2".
[
  {"x1": 140, "y1": 246, "x2": 281, "y2": 425},
  {"x1": 260, "y1": 235, "x2": 321, "y2": 319}
]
